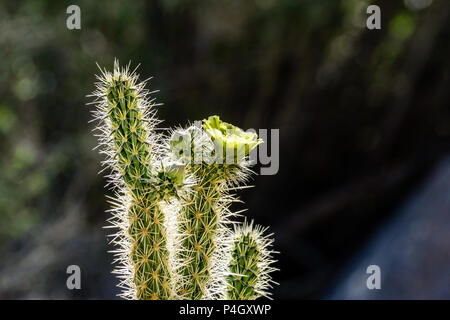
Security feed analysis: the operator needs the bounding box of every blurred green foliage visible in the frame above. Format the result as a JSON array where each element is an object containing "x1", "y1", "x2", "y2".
[
  {"x1": 0, "y1": 0, "x2": 449, "y2": 299},
  {"x1": 0, "y1": 0, "x2": 430, "y2": 240}
]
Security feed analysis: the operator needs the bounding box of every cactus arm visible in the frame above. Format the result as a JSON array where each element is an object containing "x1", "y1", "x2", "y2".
[
  {"x1": 177, "y1": 162, "x2": 234, "y2": 299},
  {"x1": 170, "y1": 117, "x2": 262, "y2": 299},
  {"x1": 226, "y1": 221, "x2": 278, "y2": 300},
  {"x1": 90, "y1": 60, "x2": 183, "y2": 299}
]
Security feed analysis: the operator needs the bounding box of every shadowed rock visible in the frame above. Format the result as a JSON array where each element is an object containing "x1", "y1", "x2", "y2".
[{"x1": 328, "y1": 156, "x2": 450, "y2": 299}]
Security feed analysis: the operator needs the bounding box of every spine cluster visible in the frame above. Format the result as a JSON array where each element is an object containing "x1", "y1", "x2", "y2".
[{"x1": 89, "y1": 61, "x2": 277, "y2": 300}]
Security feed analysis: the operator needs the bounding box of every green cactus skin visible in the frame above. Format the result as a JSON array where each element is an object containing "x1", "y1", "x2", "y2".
[
  {"x1": 176, "y1": 163, "x2": 230, "y2": 299},
  {"x1": 168, "y1": 126, "x2": 223, "y2": 299},
  {"x1": 226, "y1": 221, "x2": 278, "y2": 300},
  {"x1": 90, "y1": 61, "x2": 185, "y2": 300}
]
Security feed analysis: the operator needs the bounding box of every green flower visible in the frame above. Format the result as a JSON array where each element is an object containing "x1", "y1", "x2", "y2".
[{"x1": 202, "y1": 115, "x2": 262, "y2": 164}]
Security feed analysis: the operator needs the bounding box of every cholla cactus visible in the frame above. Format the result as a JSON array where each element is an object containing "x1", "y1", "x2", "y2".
[{"x1": 88, "y1": 60, "x2": 277, "y2": 300}]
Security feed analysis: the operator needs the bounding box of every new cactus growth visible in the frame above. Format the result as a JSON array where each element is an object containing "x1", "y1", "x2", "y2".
[
  {"x1": 226, "y1": 221, "x2": 278, "y2": 300},
  {"x1": 88, "y1": 60, "x2": 277, "y2": 300}
]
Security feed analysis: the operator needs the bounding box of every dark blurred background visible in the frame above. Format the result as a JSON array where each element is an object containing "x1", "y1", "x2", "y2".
[{"x1": 1, "y1": 0, "x2": 449, "y2": 299}]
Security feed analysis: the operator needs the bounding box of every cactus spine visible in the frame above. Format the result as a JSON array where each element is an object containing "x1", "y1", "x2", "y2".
[{"x1": 89, "y1": 61, "x2": 277, "y2": 300}]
